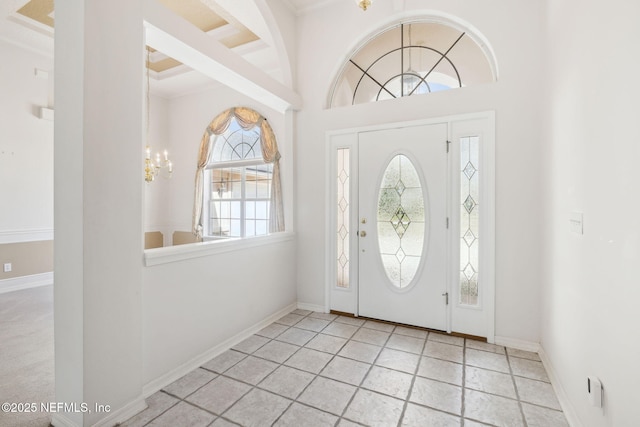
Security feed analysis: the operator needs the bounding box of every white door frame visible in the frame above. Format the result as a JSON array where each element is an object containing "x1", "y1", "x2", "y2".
[{"x1": 325, "y1": 111, "x2": 496, "y2": 342}]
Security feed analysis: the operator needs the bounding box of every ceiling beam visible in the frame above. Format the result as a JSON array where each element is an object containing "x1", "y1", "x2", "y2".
[{"x1": 143, "y1": 0, "x2": 301, "y2": 112}]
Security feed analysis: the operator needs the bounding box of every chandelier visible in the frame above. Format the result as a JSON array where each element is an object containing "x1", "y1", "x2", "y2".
[
  {"x1": 144, "y1": 48, "x2": 173, "y2": 183},
  {"x1": 145, "y1": 147, "x2": 173, "y2": 183},
  {"x1": 355, "y1": 0, "x2": 373, "y2": 11}
]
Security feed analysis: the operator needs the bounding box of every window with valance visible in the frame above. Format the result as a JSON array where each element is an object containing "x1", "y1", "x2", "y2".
[{"x1": 193, "y1": 107, "x2": 284, "y2": 239}]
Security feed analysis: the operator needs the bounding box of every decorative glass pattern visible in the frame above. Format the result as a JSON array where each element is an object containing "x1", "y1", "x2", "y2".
[
  {"x1": 460, "y1": 136, "x2": 480, "y2": 305},
  {"x1": 377, "y1": 155, "x2": 425, "y2": 288},
  {"x1": 207, "y1": 117, "x2": 272, "y2": 238},
  {"x1": 337, "y1": 148, "x2": 350, "y2": 288},
  {"x1": 212, "y1": 119, "x2": 261, "y2": 161},
  {"x1": 330, "y1": 21, "x2": 495, "y2": 108}
]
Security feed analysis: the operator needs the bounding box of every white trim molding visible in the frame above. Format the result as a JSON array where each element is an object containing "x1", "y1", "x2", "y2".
[
  {"x1": 0, "y1": 229, "x2": 54, "y2": 244},
  {"x1": 91, "y1": 397, "x2": 147, "y2": 427},
  {"x1": 0, "y1": 272, "x2": 53, "y2": 294},
  {"x1": 297, "y1": 302, "x2": 326, "y2": 313},
  {"x1": 50, "y1": 413, "x2": 78, "y2": 427},
  {"x1": 538, "y1": 346, "x2": 582, "y2": 427},
  {"x1": 493, "y1": 336, "x2": 540, "y2": 353},
  {"x1": 144, "y1": 232, "x2": 294, "y2": 266},
  {"x1": 142, "y1": 302, "x2": 297, "y2": 397}
]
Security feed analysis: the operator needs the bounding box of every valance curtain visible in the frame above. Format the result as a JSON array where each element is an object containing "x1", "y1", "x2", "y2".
[{"x1": 192, "y1": 107, "x2": 285, "y2": 238}]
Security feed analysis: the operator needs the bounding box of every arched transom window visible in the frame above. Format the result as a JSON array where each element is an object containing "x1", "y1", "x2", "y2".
[{"x1": 330, "y1": 21, "x2": 496, "y2": 107}]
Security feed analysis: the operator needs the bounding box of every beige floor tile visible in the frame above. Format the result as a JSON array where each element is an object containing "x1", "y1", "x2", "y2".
[
  {"x1": 284, "y1": 347, "x2": 333, "y2": 374},
  {"x1": 186, "y1": 376, "x2": 250, "y2": 415},
  {"x1": 224, "y1": 355, "x2": 279, "y2": 385},
  {"x1": 351, "y1": 327, "x2": 391, "y2": 346},
  {"x1": 298, "y1": 376, "x2": 356, "y2": 415},
  {"x1": 428, "y1": 332, "x2": 464, "y2": 347},
  {"x1": 386, "y1": 334, "x2": 425, "y2": 354},
  {"x1": 256, "y1": 322, "x2": 289, "y2": 339},
  {"x1": 224, "y1": 389, "x2": 291, "y2": 427},
  {"x1": 362, "y1": 365, "x2": 413, "y2": 399},
  {"x1": 202, "y1": 350, "x2": 247, "y2": 374},
  {"x1": 466, "y1": 340, "x2": 506, "y2": 355},
  {"x1": 338, "y1": 340, "x2": 382, "y2": 363},
  {"x1": 305, "y1": 333, "x2": 347, "y2": 354},
  {"x1": 344, "y1": 389, "x2": 405, "y2": 427},
  {"x1": 464, "y1": 389, "x2": 524, "y2": 427},
  {"x1": 423, "y1": 341, "x2": 464, "y2": 363},
  {"x1": 258, "y1": 365, "x2": 315, "y2": 399},
  {"x1": 507, "y1": 347, "x2": 541, "y2": 361},
  {"x1": 521, "y1": 402, "x2": 569, "y2": 427},
  {"x1": 410, "y1": 377, "x2": 462, "y2": 415},
  {"x1": 276, "y1": 313, "x2": 305, "y2": 326},
  {"x1": 231, "y1": 335, "x2": 270, "y2": 354},
  {"x1": 515, "y1": 376, "x2": 562, "y2": 409},
  {"x1": 147, "y1": 402, "x2": 215, "y2": 427},
  {"x1": 162, "y1": 368, "x2": 216, "y2": 399},
  {"x1": 510, "y1": 357, "x2": 550, "y2": 382},
  {"x1": 401, "y1": 403, "x2": 461, "y2": 427},
  {"x1": 275, "y1": 327, "x2": 317, "y2": 346},
  {"x1": 320, "y1": 356, "x2": 370, "y2": 385},
  {"x1": 121, "y1": 310, "x2": 566, "y2": 427},
  {"x1": 322, "y1": 321, "x2": 359, "y2": 338},
  {"x1": 120, "y1": 392, "x2": 178, "y2": 427},
  {"x1": 274, "y1": 402, "x2": 339, "y2": 427},
  {"x1": 417, "y1": 356, "x2": 463, "y2": 386},
  {"x1": 465, "y1": 366, "x2": 516, "y2": 398},
  {"x1": 375, "y1": 348, "x2": 420, "y2": 373},
  {"x1": 252, "y1": 340, "x2": 300, "y2": 364},
  {"x1": 466, "y1": 348, "x2": 510, "y2": 373},
  {"x1": 296, "y1": 317, "x2": 331, "y2": 332}
]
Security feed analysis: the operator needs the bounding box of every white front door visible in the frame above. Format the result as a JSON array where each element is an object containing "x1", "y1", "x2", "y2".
[{"x1": 358, "y1": 124, "x2": 449, "y2": 330}]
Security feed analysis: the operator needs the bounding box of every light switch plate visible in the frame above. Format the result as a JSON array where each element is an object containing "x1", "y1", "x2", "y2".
[
  {"x1": 570, "y1": 212, "x2": 583, "y2": 235},
  {"x1": 3, "y1": 263, "x2": 11, "y2": 273}
]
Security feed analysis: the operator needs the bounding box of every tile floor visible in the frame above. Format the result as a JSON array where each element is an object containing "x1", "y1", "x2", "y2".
[{"x1": 121, "y1": 310, "x2": 569, "y2": 427}]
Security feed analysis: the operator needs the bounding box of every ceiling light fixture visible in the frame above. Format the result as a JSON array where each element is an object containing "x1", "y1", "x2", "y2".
[{"x1": 355, "y1": 0, "x2": 373, "y2": 11}]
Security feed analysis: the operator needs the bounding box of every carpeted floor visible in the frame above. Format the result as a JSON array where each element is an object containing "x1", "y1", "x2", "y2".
[{"x1": 0, "y1": 285, "x2": 54, "y2": 427}]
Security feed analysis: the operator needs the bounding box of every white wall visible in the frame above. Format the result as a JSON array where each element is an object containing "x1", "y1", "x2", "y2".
[
  {"x1": 0, "y1": 40, "x2": 53, "y2": 237},
  {"x1": 144, "y1": 93, "x2": 172, "y2": 242},
  {"x1": 294, "y1": 0, "x2": 545, "y2": 342},
  {"x1": 54, "y1": 0, "x2": 144, "y2": 425},
  {"x1": 141, "y1": 82, "x2": 297, "y2": 385},
  {"x1": 541, "y1": 0, "x2": 640, "y2": 425},
  {"x1": 142, "y1": 237, "x2": 296, "y2": 385}
]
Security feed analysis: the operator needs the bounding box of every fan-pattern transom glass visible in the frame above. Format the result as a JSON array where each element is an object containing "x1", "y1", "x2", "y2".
[
  {"x1": 460, "y1": 136, "x2": 479, "y2": 305},
  {"x1": 330, "y1": 21, "x2": 495, "y2": 108},
  {"x1": 377, "y1": 155, "x2": 425, "y2": 288}
]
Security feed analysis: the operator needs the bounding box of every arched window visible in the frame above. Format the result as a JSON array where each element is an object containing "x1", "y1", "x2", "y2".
[
  {"x1": 330, "y1": 20, "x2": 496, "y2": 107},
  {"x1": 193, "y1": 107, "x2": 284, "y2": 239}
]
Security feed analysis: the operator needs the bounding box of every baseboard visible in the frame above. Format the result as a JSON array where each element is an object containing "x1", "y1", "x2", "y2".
[
  {"x1": 142, "y1": 302, "x2": 297, "y2": 397},
  {"x1": 0, "y1": 272, "x2": 53, "y2": 294},
  {"x1": 538, "y1": 346, "x2": 582, "y2": 427},
  {"x1": 91, "y1": 396, "x2": 147, "y2": 427},
  {"x1": 494, "y1": 336, "x2": 540, "y2": 352},
  {"x1": 296, "y1": 302, "x2": 325, "y2": 312},
  {"x1": 51, "y1": 413, "x2": 79, "y2": 427}
]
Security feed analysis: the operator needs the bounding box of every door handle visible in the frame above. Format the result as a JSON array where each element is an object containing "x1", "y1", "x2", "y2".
[
  {"x1": 442, "y1": 292, "x2": 449, "y2": 305},
  {"x1": 360, "y1": 230, "x2": 367, "y2": 237}
]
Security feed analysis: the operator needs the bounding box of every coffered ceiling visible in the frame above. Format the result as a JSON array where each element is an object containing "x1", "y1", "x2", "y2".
[{"x1": 1, "y1": 0, "x2": 292, "y2": 97}]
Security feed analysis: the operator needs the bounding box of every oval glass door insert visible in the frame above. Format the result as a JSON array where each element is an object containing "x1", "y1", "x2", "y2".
[{"x1": 377, "y1": 154, "x2": 426, "y2": 288}]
